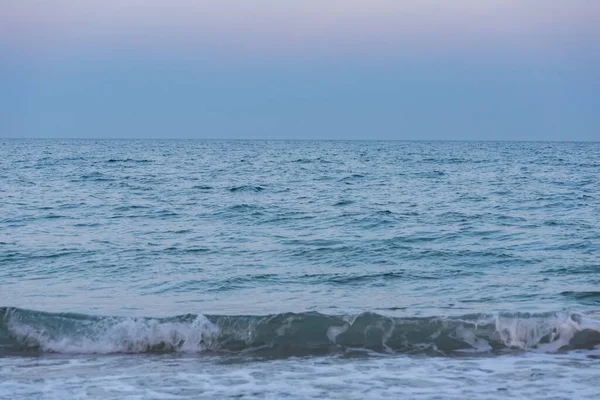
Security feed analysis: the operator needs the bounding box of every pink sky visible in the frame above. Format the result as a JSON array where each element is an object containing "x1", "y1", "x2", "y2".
[{"x1": 2, "y1": 0, "x2": 598, "y2": 58}]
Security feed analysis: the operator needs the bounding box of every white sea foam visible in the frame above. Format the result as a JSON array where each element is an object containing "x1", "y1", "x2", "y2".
[
  {"x1": 6, "y1": 313, "x2": 220, "y2": 354},
  {"x1": 2, "y1": 352, "x2": 600, "y2": 400}
]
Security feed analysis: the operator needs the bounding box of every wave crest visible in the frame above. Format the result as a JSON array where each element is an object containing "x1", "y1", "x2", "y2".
[{"x1": 1, "y1": 307, "x2": 599, "y2": 356}]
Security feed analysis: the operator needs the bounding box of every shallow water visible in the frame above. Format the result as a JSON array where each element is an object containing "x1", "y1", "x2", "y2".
[
  {"x1": 1, "y1": 139, "x2": 599, "y2": 398},
  {"x1": 2, "y1": 352, "x2": 600, "y2": 400}
]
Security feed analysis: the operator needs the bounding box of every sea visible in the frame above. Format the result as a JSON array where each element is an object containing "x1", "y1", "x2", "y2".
[{"x1": 1, "y1": 139, "x2": 599, "y2": 399}]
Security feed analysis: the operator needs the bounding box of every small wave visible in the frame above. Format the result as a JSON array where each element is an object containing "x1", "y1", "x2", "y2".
[
  {"x1": 561, "y1": 291, "x2": 600, "y2": 305},
  {"x1": 1, "y1": 308, "x2": 599, "y2": 357},
  {"x1": 292, "y1": 158, "x2": 313, "y2": 164},
  {"x1": 42, "y1": 214, "x2": 70, "y2": 220},
  {"x1": 113, "y1": 205, "x2": 151, "y2": 212},
  {"x1": 78, "y1": 172, "x2": 114, "y2": 182},
  {"x1": 225, "y1": 204, "x2": 264, "y2": 213},
  {"x1": 333, "y1": 200, "x2": 354, "y2": 206},
  {"x1": 376, "y1": 210, "x2": 393, "y2": 215},
  {"x1": 191, "y1": 185, "x2": 213, "y2": 190},
  {"x1": 338, "y1": 174, "x2": 365, "y2": 183},
  {"x1": 229, "y1": 185, "x2": 265, "y2": 193},
  {"x1": 417, "y1": 170, "x2": 446, "y2": 178},
  {"x1": 106, "y1": 159, "x2": 151, "y2": 164},
  {"x1": 323, "y1": 272, "x2": 407, "y2": 285},
  {"x1": 543, "y1": 266, "x2": 600, "y2": 276}
]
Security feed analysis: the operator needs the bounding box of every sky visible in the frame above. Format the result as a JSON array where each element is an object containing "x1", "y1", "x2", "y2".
[{"x1": 1, "y1": 0, "x2": 599, "y2": 140}]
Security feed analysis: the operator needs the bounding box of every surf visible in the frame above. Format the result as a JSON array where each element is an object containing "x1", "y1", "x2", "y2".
[{"x1": 2, "y1": 307, "x2": 599, "y2": 357}]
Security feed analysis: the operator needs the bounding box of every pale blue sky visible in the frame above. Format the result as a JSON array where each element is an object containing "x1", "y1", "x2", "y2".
[{"x1": 1, "y1": 1, "x2": 598, "y2": 140}]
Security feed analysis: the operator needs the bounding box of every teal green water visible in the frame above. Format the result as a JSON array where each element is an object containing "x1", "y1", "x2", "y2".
[{"x1": 1, "y1": 140, "x2": 599, "y2": 399}]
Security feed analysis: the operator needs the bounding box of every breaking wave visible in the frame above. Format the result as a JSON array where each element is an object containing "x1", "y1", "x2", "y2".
[{"x1": 1, "y1": 307, "x2": 599, "y2": 357}]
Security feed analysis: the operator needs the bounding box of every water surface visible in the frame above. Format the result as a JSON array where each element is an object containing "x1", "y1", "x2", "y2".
[{"x1": 1, "y1": 140, "x2": 599, "y2": 399}]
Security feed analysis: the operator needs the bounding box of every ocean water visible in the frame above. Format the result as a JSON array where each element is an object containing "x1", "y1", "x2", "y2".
[{"x1": 1, "y1": 139, "x2": 599, "y2": 399}]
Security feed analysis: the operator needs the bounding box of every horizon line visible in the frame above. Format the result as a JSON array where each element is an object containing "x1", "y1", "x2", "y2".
[{"x1": 1, "y1": 137, "x2": 598, "y2": 143}]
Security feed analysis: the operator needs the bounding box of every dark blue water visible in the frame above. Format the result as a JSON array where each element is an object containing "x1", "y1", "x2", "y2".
[{"x1": 1, "y1": 140, "x2": 599, "y2": 399}]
